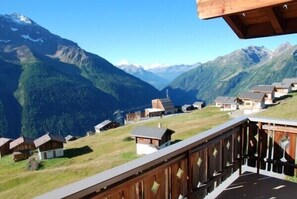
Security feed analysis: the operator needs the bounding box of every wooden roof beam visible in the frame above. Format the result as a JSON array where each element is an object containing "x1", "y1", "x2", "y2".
[
  {"x1": 263, "y1": 7, "x2": 284, "y2": 34},
  {"x1": 197, "y1": 0, "x2": 295, "y2": 19},
  {"x1": 223, "y1": 15, "x2": 246, "y2": 38}
]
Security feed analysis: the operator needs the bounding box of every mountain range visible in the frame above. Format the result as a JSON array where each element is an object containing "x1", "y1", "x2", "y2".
[
  {"x1": 117, "y1": 63, "x2": 198, "y2": 90},
  {"x1": 165, "y1": 43, "x2": 297, "y2": 105},
  {"x1": 0, "y1": 13, "x2": 162, "y2": 138},
  {"x1": 1, "y1": 13, "x2": 296, "y2": 139}
]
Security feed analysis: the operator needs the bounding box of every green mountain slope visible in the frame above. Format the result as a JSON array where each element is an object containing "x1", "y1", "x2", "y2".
[
  {"x1": 165, "y1": 44, "x2": 297, "y2": 105},
  {"x1": 0, "y1": 14, "x2": 161, "y2": 138}
]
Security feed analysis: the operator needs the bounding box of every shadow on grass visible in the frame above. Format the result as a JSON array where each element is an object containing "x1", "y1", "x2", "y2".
[
  {"x1": 64, "y1": 145, "x2": 93, "y2": 159},
  {"x1": 275, "y1": 94, "x2": 293, "y2": 101}
]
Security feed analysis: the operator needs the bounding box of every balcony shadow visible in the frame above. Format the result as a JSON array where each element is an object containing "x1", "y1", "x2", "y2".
[{"x1": 217, "y1": 172, "x2": 297, "y2": 199}]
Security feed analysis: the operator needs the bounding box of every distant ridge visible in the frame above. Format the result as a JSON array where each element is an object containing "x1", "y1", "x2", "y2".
[{"x1": 165, "y1": 44, "x2": 297, "y2": 105}]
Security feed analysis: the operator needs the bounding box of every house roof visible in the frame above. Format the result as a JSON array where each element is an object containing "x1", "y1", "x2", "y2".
[
  {"x1": 145, "y1": 108, "x2": 164, "y2": 113},
  {"x1": 197, "y1": 0, "x2": 297, "y2": 39},
  {"x1": 272, "y1": 82, "x2": 293, "y2": 89},
  {"x1": 193, "y1": 101, "x2": 204, "y2": 106},
  {"x1": 34, "y1": 133, "x2": 65, "y2": 148},
  {"x1": 159, "y1": 98, "x2": 175, "y2": 111},
  {"x1": 9, "y1": 136, "x2": 34, "y2": 150},
  {"x1": 131, "y1": 126, "x2": 175, "y2": 140},
  {"x1": 215, "y1": 96, "x2": 238, "y2": 105},
  {"x1": 182, "y1": 104, "x2": 192, "y2": 109},
  {"x1": 251, "y1": 85, "x2": 276, "y2": 93},
  {"x1": 95, "y1": 120, "x2": 112, "y2": 130},
  {"x1": 65, "y1": 135, "x2": 77, "y2": 142},
  {"x1": 0, "y1": 137, "x2": 13, "y2": 147},
  {"x1": 239, "y1": 92, "x2": 266, "y2": 101},
  {"x1": 283, "y1": 78, "x2": 297, "y2": 84}
]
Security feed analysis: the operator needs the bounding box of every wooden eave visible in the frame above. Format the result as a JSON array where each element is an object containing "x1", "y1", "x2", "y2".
[{"x1": 197, "y1": 0, "x2": 297, "y2": 38}]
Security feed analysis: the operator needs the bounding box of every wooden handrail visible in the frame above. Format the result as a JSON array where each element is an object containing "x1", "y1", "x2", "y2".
[{"x1": 35, "y1": 116, "x2": 297, "y2": 199}]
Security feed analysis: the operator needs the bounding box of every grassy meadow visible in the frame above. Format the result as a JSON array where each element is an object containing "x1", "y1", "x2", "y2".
[
  {"x1": 0, "y1": 107, "x2": 229, "y2": 199},
  {"x1": 2, "y1": 94, "x2": 297, "y2": 199},
  {"x1": 257, "y1": 92, "x2": 297, "y2": 119}
]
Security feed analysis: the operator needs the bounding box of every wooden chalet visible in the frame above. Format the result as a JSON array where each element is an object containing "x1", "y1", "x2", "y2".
[
  {"x1": 152, "y1": 98, "x2": 176, "y2": 115},
  {"x1": 34, "y1": 133, "x2": 65, "y2": 160},
  {"x1": 125, "y1": 111, "x2": 144, "y2": 122},
  {"x1": 131, "y1": 126, "x2": 175, "y2": 155},
  {"x1": 182, "y1": 104, "x2": 195, "y2": 112},
  {"x1": 193, "y1": 101, "x2": 205, "y2": 110},
  {"x1": 94, "y1": 120, "x2": 120, "y2": 133},
  {"x1": 9, "y1": 136, "x2": 35, "y2": 162},
  {"x1": 238, "y1": 92, "x2": 266, "y2": 114},
  {"x1": 0, "y1": 137, "x2": 13, "y2": 158},
  {"x1": 215, "y1": 96, "x2": 239, "y2": 111},
  {"x1": 65, "y1": 135, "x2": 78, "y2": 142},
  {"x1": 283, "y1": 78, "x2": 297, "y2": 91},
  {"x1": 251, "y1": 85, "x2": 276, "y2": 104},
  {"x1": 272, "y1": 82, "x2": 293, "y2": 98}
]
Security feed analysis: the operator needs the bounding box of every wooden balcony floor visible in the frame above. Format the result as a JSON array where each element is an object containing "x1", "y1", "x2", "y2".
[{"x1": 217, "y1": 172, "x2": 297, "y2": 199}]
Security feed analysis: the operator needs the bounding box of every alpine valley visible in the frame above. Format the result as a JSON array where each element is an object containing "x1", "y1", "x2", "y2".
[
  {"x1": 164, "y1": 43, "x2": 297, "y2": 105},
  {"x1": 0, "y1": 14, "x2": 162, "y2": 138}
]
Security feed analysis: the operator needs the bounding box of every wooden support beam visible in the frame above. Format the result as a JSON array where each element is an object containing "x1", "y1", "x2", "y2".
[
  {"x1": 197, "y1": 0, "x2": 294, "y2": 19},
  {"x1": 263, "y1": 7, "x2": 284, "y2": 34},
  {"x1": 262, "y1": 124, "x2": 297, "y2": 134},
  {"x1": 223, "y1": 15, "x2": 246, "y2": 39}
]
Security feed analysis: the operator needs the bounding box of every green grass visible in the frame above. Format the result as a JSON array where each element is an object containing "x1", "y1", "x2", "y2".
[
  {"x1": 0, "y1": 107, "x2": 229, "y2": 199},
  {"x1": 257, "y1": 93, "x2": 297, "y2": 119}
]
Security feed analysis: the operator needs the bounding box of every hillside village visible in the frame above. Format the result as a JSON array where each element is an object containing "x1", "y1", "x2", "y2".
[{"x1": 1, "y1": 76, "x2": 296, "y2": 167}]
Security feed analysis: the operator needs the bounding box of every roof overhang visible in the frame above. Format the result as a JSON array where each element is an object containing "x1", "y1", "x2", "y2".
[{"x1": 197, "y1": 0, "x2": 297, "y2": 38}]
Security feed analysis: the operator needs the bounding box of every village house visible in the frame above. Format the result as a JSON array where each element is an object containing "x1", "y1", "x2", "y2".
[
  {"x1": 125, "y1": 111, "x2": 145, "y2": 123},
  {"x1": 65, "y1": 135, "x2": 78, "y2": 142},
  {"x1": 283, "y1": 78, "x2": 297, "y2": 91},
  {"x1": 251, "y1": 85, "x2": 276, "y2": 105},
  {"x1": 131, "y1": 125, "x2": 175, "y2": 155},
  {"x1": 9, "y1": 136, "x2": 35, "y2": 161},
  {"x1": 34, "y1": 133, "x2": 65, "y2": 160},
  {"x1": 94, "y1": 120, "x2": 120, "y2": 133},
  {"x1": 144, "y1": 108, "x2": 164, "y2": 117},
  {"x1": 238, "y1": 92, "x2": 266, "y2": 114},
  {"x1": 0, "y1": 137, "x2": 13, "y2": 158},
  {"x1": 152, "y1": 98, "x2": 176, "y2": 115},
  {"x1": 193, "y1": 101, "x2": 205, "y2": 110},
  {"x1": 182, "y1": 104, "x2": 195, "y2": 112},
  {"x1": 215, "y1": 96, "x2": 239, "y2": 111},
  {"x1": 272, "y1": 82, "x2": 293, "y2": 98}
]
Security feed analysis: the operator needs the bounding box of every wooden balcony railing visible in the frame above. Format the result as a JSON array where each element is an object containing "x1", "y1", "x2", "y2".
[{"x1": 35, "y1": 116, "x2": 297, "y2": 199}]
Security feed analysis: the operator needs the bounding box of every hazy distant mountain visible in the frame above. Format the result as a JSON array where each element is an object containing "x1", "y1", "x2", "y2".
[
  {"x1": 117, "y1": 64, "x2": 169, "y2": 90},
  {"x1": 148, "y1": 64, "x2": 200, "y2": 82},
  {"x1": 165, "y1": 44, "x2": 297, "y2": 105},
  {"x1": 0, "y1": 13, "x2": 161, "y2": 138}
]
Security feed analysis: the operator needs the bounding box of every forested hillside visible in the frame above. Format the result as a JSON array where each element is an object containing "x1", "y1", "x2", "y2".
[
  {"x1": 165, "y1": 43, "x2": 297, "y2": 105},
  {"x1": 0, "y1": 14, "x2": 161, "y2": 138}
]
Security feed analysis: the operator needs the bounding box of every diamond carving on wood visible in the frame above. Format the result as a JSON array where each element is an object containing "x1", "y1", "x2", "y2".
[
  {"x1": 151, "y1": 181, "x2": 160, "y2": 194},
  {"x1": 176, "y1": 168, "x2": 184, "y2": 179},
  {"x1": 197, "y1": 157, "x2": 202, "y2": 167},
  {"x1": 237, "y1": 136, "x2": 241, "y2": 143},
  {"x1": 226, "y1": 141, "x2": 230, "y2": 150},
  {"x1": 226, "y1": 161, "x2": 230, "y2": 167},
  {"x1": 213, "y1": 148, "x2": 218, "y2": 157}
]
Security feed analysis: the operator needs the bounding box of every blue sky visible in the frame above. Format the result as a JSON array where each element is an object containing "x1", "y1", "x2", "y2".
[{"x1": 1, "y1": 0, "x2": 296, "y2": 68}]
